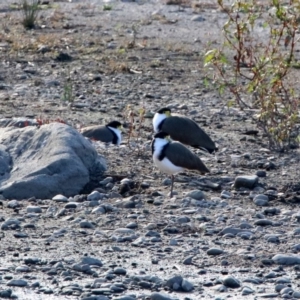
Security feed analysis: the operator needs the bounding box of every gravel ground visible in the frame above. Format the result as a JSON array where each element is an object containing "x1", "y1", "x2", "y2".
[{"x1": 1, "y1": 0, "x2": 300, "y2": 299}]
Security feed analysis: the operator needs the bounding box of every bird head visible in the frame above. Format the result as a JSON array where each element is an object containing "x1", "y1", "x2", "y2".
[
  {"x1": 154, "y1": 131, "x2": 171, "y2": 141},
  {"x1": 157, "y1": 107, "x2": 171, "y2": 117},
  {"x1": 107, "y1": 121, "x2": 124, "y2": 132}
]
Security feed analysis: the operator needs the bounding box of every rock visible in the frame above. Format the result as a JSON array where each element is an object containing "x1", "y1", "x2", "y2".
[
  {"x1": 222, "y1": 275, "x2": 240, "y2": 288},
  {"x1": 26, "y1": 206, "x2": 42, "y2": 213},
  {"x1": 253, "y1": 194, "x2": 269, "y2": 206},
  {"x1": 0, "y1": 123, "x2": 106, "y2": 199},
  {"x1": 256, "y1": 170, "x2": 267, "y2": 177},
  {"x1": 7, "y1": 279, "x2": 28, "y2": 286},
  {"x1": 0, "y1": 289, "x2": 12, "y2": 298},
  {"x1": 1, "y1": 218, "x2": 21, "y2": 230},
  {"x1": 185, "y1": 189, "x2": 205, "y2": 200},
  {"x1": 7, "y1": 200, "x2": 20, "y2": 208},
  {"x1": 234, "y1": 175, "x2": 258, "y2": 189},
  {"x1": 87, "y1": 191, "x2": 103, "y2": 201},
  {"x1": 181, "y1": 278, "x2": 194, "y2": 292},
  {"x1": 182, "y1": 256, "x2": 193, "y2": 265},
  {"x1": 221, "y1": 190, "x2": 232, "y2": 199},
  {"x1": 92, "y1": 206, "x2": 106, "y2": 214},
  {"x1": 242, "y1": 286, "x2": 254, "y2": 295},
  {"x1": 272, "y1": 254, "x2": 300, "y2": 265},
  {"x1": 113, "y1": 267, "x2": 127, "y2": 275},
  {"x1": 191, "y1": 15, "x2": 206, "y2": 22},
  {"x1": 254, "y1": 219, "x2": 273, "y2": 226},
  {"x1": 207, "y1": 248, "x2": 224, "y2": 255},
  {"x1": 150, "y1": 293, "x2": 175, "y2": 300},
  {"x1": 293, "y1": 291, "x2": 300, "y2": 299},
  {"x1": 52, "y1": 194, "x2": 68, "y2": 202},
  {"x1": 165, "y1": 275, "x2": 183, "y2": 290},
  {"x1": 79, "y1": 220, "x2": 94, "y2": 229},
  {"x1": 81, "y1": 257, "x2": 103, "y2": 266}
]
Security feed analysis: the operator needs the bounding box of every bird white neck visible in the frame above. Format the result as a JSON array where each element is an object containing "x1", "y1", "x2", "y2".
[
  {"x1": 153, "y1": 113, "x2": 167, "y2": 132},
  {"x1": 152, "y1": 138, "x2": 168, "y2": 158},
  {"x1": 108, "y1": 126, "x2": 121, "y2": 145}
]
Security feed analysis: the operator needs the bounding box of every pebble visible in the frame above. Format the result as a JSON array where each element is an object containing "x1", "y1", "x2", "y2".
[
  {"x1": 234, "y1": 175, "x2": 258, "y2": 189},
  {"x1": 207, "y1": 248, "x2": 224, "y2": 256},
  {"x1": 254, "y1": 219, "x2": 273, "y2": 226},
  {"x1": 253, "y1": 194, "x2": 269, "y2": 206},
  {"x1": 221, "y1": 190, "x2": 231, "y2": 199},
  {"x1": 7, "y1": 279, "x2": 28, "y2": 286},
  {"x1": 242, "y1": 286, "x2": 254, "y2": 295},
  {"x1": 272, "y1": 254, "x2": 300, "y2": 265},
  {"x1": 222, "y1": 275, "x2": 241, "y2": 288},
  {"x1": 52, "y1": 194, "x2": 68, "y2": 202},
  {"x1": 185, "y1": 189, "x2": 205, "y2": 200},
  {"x1": 26, "y1": 205, "x2": 42, "y2": 213},
  {"x1": 150, "y1": 293, "x2": 175, "y2": 300},
  {"x1": 7, "y1": 200, "x2": 20, "y2": 209},
  {"x1": 92, "y1": 206, "x2": 106, "y2": 214},
  {"x1": 87, "y1": 191, "x2": 103, "y2": 201}
]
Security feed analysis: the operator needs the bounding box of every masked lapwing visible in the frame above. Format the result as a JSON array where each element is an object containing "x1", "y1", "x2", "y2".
[
  {"x1": 81, "y1": 121, "x2": 123, "y2": 145},
  {"x1": 151, "y1": 131, "x2": 209, "y2": 197},
  {"x1": 153, "y1": 107, "x2": 217, "y2": 153}
]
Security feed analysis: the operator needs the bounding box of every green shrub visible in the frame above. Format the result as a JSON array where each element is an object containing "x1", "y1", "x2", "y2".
[
  {"x1": 205, "y1": 0, "x2": 300, "y2": 151},
  {"x1": 21, "y1": 0, "x2": 40, "y2": 29}
]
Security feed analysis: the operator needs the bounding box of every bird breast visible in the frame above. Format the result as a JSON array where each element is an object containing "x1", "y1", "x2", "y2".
[{"x1": 107, "y1": 126, "x2": 122, "y2": 145}]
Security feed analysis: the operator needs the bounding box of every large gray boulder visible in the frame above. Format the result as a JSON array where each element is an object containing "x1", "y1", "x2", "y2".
[{"x1": 0, "y1": 122, "x2": 106, "y2": 199}]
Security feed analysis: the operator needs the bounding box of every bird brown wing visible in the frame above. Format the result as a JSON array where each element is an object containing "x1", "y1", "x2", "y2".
[
  {"x1": 161, "y1": 116, "x2": 216, "y2": 153},
  {"x1": 81, "y1": 126, "x2": 114, "y2": 143},
  {"x1": 164, "y1": 142, "x2": 209, "y2": 174}
]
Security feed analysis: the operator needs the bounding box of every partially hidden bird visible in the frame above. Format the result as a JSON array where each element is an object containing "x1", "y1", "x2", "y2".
[
  {"x1": 81, "y1": 121, "x2": 123, "y2": 146},
  {"x1": 153, "y1": 107, "x2": 217, "y2": 153}
]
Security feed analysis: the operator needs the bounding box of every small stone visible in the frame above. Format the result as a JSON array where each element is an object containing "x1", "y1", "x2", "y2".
[
  {"x1": 165, "y1": 275, "x2": 183, "y2": 290},
  {"x1": 92, "y1": 206, "x2": 106, "y2": 214},
  {"x1": 293, "y1": 291, "x2": 300, "y2": 299},
  {"x1": 221, "y1": 190, "x2": 231, "y2": 199},
  {"x1": 15, "y1": 265, "x2": 30, "y2": 272},
  {"x1": 26, "y1": 206, "x2": 42, "y2": 213},
  {"x1": 52, "y1": 194, "x2": 68, "y2": 202},
  {"x1": 7, "y1": 200, "x2": 20, "y2": 209},
  {"x1": 64, "y1": 202, "x2": 78, "y2": 209},
  {"x1": 126, "y1": 222, "x2": 138, "y2": 229},
  {"x1": 7, "y1": 279, "x2": 28, "y2": 286},
  {"x1": 113, "y1": 267, "x2": 127, "y2": 275},
  {"x1": 242, "y1": 286, "x2": 254, "y2": 295},
  {"x1": 182, "y1": 256, "x2": 193, "y2": 265},
  {"x1": 256, "y1": 170, "x2": 267, "y2": 177},
  {"x1": 222, "y1": 275, "x2": 240, "y2": 288},
  {"x1": 253, "y1": 194, "x2": 269, "y2": 206},
  {"x1": 234, "y1": 175, "x2": 258, "y2": 189},
  {"x1": 185, "y1": 190, "x2": 205, "y2": 200},
  {"x1": 191, "y1": 15, "x2": 206, "y2": 22},
  {"x1": 181, "y1": 278, "x2": 194, "y2": 292},
  {"x1": 150, "y1": 292, "x2": 174, "y2": 300},
  {"x1": 254, "y1": 219, "x2": 273, "y2": 226},
  {"x1": 0, "y1": 289, "x2": 12, "y2": 298},
  {"x1": 87, "y1": 191, "x2": 103, "y2": 201},
  {"x1": 272, "y1": 254, "x2": 300, "y2": 265},
  {"x1": 207, "y1": 248, "x2": 224, "y2": 256},
  {"x1": 80, "y1": 220, "x2": 94, "y2": 229}
]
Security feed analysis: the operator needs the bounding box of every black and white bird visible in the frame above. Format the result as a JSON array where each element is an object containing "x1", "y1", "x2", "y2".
[
  {"x1": 81, "y1": 121, "x2": 123, "y2": 146},
  {"x1": 151, "y1": 131, "x2": 209, "y2": 197},
  {"x1": 153, "y1": 107, "x2": 217, "y2": 153}
]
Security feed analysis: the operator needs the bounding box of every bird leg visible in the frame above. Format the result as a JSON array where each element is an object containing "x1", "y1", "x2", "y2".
[{"x1": 170, "y1": 175, "x2": 174, "y2": 198}]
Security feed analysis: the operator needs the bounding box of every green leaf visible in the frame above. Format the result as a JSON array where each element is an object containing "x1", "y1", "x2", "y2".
[{"x1": 204, "y1": 49, "x2": 217, "y2": 65}]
